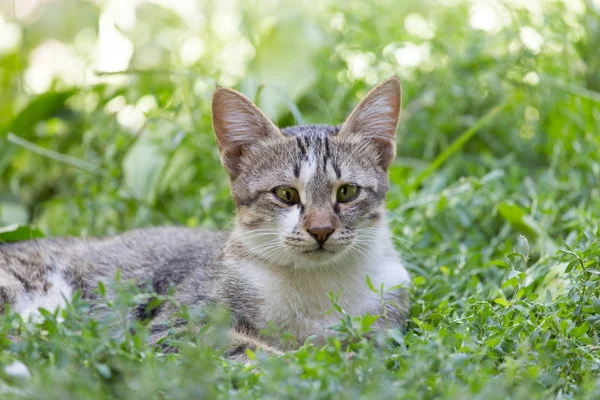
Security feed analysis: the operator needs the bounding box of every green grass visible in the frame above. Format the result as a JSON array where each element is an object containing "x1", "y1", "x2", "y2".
[{"x1": 1, "y1": 0, "x2": 600, "y2": 398}]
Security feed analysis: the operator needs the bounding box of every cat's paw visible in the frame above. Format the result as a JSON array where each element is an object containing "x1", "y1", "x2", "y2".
[{"x1": 226, "y1": 350, "x2": 253, "y2": 366}]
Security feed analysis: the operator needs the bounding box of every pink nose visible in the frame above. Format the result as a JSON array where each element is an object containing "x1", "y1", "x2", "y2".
[{"x1": 307, "y1": 226, "x2": 335, "y2": 245}]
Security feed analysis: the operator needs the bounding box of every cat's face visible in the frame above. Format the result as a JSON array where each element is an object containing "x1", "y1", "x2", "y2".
[{"x1": 212, "y1": 78, "x2": 401, "y2": 269}]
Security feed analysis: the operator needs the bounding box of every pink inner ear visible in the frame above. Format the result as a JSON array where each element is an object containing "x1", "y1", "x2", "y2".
[
  {"x1": 374, "y1": 137, "x2": 396, "y2": 169},
  {"x1": 212, "y1": 89, "x2": 261, "y2": 152},
  {"x1": 212, "y1": 87, "x2": 282, "y2": 177},
  {"x1": 221, "y1": 146, "x2": 245, "y2": 176},
  {"x1": 338, "y1": 78, "x2": 401, "y2": 168}
]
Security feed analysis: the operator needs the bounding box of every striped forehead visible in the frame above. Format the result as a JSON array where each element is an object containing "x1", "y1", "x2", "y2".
[
  {"x1": 291, "y1": 134, "x2": 342, "y2": 204},
  {"x1": 283, "y1": 125, "x2": 342, "y2": 176}
]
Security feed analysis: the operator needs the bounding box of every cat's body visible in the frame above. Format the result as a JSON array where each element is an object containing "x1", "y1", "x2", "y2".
[
  {"x1": 0, "y1": 78, "x2": 411, "y2": 362},
  {"x1": 0, "y1": 227, "x2": 226, "y2": 321}
]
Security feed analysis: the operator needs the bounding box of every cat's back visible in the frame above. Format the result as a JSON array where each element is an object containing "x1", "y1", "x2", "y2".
[
  {"x1": 79, "y1": 226, "x2": 229, "y2": 280},
  {"x1": 94, "y1": 226, "x2": 229, "y2": 261},
  {"x1": 1, "y1": 226, "x2": 228, "y2": 261},
  {"x1": 0, "y1": 226, "x2": 229, "y2": 294},
  {"x1": 0, "y1": 226, "x2": 229, "y2": 316}
]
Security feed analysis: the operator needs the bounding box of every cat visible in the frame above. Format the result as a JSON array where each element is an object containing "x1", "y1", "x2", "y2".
[{"x1": 0, "y1": 77, "x2": 411, "y2": 363}]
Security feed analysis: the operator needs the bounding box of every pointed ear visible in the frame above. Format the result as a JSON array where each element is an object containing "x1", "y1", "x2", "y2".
[
  {"x1": 212, "y1": 87, "x2": 281, "y2": 177},
  {"x1": 338, "y1": 77, "x2": 402, "y2": 169}
]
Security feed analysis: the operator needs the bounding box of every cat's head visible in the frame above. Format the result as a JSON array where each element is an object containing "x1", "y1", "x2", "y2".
[{"x1": 212, "y1": 78, "x2": 401, "y2": 269}]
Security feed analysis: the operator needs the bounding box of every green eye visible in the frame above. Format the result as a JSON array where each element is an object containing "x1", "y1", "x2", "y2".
[
  {"x1": 337, "y1": 184, "x2": 360, "y2": 203},
  {"x1": 273, "y1": 187, "x2": 300, "y2": 205}
]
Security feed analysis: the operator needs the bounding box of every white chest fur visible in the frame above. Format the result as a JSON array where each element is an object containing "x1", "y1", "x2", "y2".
[{"x1": 245, "y1": 252, "x2": 410, "y2": 344}]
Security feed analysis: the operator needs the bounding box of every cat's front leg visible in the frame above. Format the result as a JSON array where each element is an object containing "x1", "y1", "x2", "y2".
[
  {"x1": 148, "y1": 316, "x2": 284, "y2": 364},
  {"x1": 225, "y1": 329, "x2": 284, "y2": 364}
]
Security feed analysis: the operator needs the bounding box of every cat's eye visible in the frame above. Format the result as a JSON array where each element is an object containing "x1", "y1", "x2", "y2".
[
  {"x1": 273, "y1": 187, "x2": 300, "y2": 205},
  {"x1": 337, "y1": 184, "x2": 360, "y2": 203}
]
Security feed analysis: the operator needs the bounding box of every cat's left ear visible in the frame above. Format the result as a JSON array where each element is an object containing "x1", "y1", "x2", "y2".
[
  {"x1": 212, "y1": 87, "x2": 282, "y2": 177},
  {"x1": 338, "y1": 77, "x2": 401, "y2": 169}
]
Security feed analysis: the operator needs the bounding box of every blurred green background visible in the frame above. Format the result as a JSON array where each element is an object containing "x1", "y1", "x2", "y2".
[{"x1": 0, "y1": 0, "x2": 598, "y2": 241}]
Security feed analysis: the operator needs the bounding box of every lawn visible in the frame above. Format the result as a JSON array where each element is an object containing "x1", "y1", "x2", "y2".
[{"x1": 0, "y1": 0, "x2": 599, "y2": 398}]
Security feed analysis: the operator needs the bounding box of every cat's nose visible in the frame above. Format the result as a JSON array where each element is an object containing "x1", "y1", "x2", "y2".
[{"x1": 307, "y1": 226, "x2": 335, "y2": 245}]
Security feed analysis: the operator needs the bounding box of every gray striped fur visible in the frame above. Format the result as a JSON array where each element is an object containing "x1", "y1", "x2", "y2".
[{"x1": 0, "y1": 77, "x2": 411, "y2": 363}]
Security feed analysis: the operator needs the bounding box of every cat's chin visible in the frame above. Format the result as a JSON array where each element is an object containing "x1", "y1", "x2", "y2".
[
  {"x1": 301, "y1": 248, "x2": 336, "y2": 255},
  {"x1": 288, "y1": 247, "x2": 348, "y2": 270}
]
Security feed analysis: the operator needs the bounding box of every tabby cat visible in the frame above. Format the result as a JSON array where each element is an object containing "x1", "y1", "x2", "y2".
[{"x1": 0, "y1": 77, "x2": 411, "y2": 362}]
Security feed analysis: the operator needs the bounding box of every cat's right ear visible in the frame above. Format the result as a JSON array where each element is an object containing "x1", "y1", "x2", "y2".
[
  {"x1": 337, "y1": 77, "x2": 401, "y2": 169},
  {"x1": 212, "y1": 88, "x2": 281, "y2": 177}
]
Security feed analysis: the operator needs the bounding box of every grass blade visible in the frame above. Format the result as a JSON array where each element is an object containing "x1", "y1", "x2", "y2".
[{"x1": 409, "y1": 102, "x2": 507, "y2": 190}]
